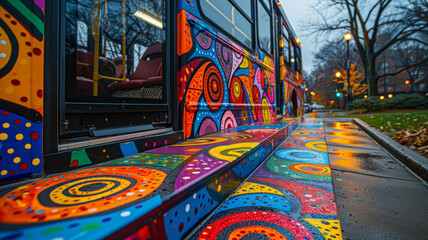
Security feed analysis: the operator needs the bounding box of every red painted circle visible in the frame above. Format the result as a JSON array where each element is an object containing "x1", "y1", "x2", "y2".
[
  {"x1": 11, "y1": 79, "x2": 20, "y2": 86},
  {"x1": 33, "y1": 48, "x2": 42, "y2": 56},
  {"x1": 30, "y1": 132, "x2": 40, "y2": 139},
  {"x1": 19, "y1": 163, "x2": 29, "y2": 171},
  {"x1": 14, "y1": 119, "x2": 22, "y2": 125},
  {"x1": 71, "y1": 160, "x2": 79, "y2": 167},
  {"x1": 20, "y1": 97, "x2": 28, "y2": 102}
]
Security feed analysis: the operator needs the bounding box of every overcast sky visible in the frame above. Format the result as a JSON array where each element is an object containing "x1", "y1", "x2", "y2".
[{"x1": 279, "y1": 0, "x2": 319, "y2": 73}]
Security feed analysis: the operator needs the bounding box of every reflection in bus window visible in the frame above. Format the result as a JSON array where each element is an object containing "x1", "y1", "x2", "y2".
[
  {"x1": 282, "y1": 25, "x2": 290, "y2": 66},
  {"x1": 258, "y1": 0, "x2": 272, "y2": 54},
  {"x1": 65, "y1": 0, "x2": 166, "y2": 100},
  {"x1": 200, "y1": 0, "x2": 253, "y2": 49}
]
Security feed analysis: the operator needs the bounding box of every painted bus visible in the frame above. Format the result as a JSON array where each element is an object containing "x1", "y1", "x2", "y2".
[
  {"x1": 0, "y1": 0, "x2": 303, "y2": 182},
  {"x1": 0, "y1": 0, "x2": 305, "y2": 238}
]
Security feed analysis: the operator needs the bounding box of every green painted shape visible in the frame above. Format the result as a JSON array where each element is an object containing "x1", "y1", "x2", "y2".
[
  {"x1": 70, "y1": 149, "x2": 92, "y2": 167},
  {"x1": 6, "y1": 0, "x2": 44, "y2": 34},
  {"x1": 100, "y1": 154, "x2": 188, "y2": 169},
  {"x1": 42, "y1": 226, "x2": 63, "y2": 236},
  {"x1": 266, "y1": 156, "x2": 331, "y2": 182},
  {"x1": 81, "y1": 223, "x2": 101, "y2": 231}
]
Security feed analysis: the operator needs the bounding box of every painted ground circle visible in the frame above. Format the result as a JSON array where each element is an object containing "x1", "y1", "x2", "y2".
[
  {"x1": 0, "y1": 166, "x2": 166, "y2": 224},
  {"x1": 275, "y1": 149, "x2": 328, "y2": 165},
  {"x1": 289, "y1": 163, "x2": 331, "y2": 176}
]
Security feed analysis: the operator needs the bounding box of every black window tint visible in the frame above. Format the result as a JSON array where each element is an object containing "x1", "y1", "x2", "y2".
[
  {"x1": 258, "y1": 0, "x2": 272, "y2": 54},
  {"x1": 282, "y1": 25, "x2": 290, "y2": 65},
  {"x1": 290, "y1": 41, "x2": 295, "y2": 70},
  {"x1": 201, "y1": 0, "x2": 253, "y2": 49},
  {"x1": 295, "y1": 46, "x2": 301, "y2": 72},
  {"x1": 234, "y1": 0, "x2": 252, "y2": 18}
]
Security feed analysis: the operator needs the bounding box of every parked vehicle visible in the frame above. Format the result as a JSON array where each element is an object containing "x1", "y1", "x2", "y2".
[
  {"x1": 304, "y1": 103, "x2": 313, "y2": 113},
  {"x1": 311, "y1": 102, "x2": 325, "y2": 109}
]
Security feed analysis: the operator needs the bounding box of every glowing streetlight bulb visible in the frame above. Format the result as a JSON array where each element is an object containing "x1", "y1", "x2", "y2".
[
  {"x1": 388, "y1": 94, "x2": 393, "y2": 98},
  {"x1": 364, "y1": 95, "x2": 368, "y2": 98},
  {"x1": 344, "y1": 33, "x2": 352, "y2": 41},
  {"x1": 405, "y1": 80, "x2": 410, "y2": 85},
  {"x1": 335, "y1": 71, "x2": 341, "y2": 78},
  {"x1": 380, "y1": 96, "x2": 385, "y2": 100}
]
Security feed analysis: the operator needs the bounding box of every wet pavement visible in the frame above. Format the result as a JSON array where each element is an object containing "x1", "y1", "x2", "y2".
[{"x1": 308, "y1": 110, "x2": 428, "y2": 240}]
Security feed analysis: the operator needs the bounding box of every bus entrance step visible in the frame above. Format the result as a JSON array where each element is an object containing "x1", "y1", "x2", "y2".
[
  {"x1": 0, "y1": 118, "x2": 301, "y2": 240},
  {"x1": 189, "y1": 118, "x2": 343, "y2": 240}
]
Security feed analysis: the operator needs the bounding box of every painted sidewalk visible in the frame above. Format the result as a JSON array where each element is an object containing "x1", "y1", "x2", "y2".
[
  {"x1": 193, "y1": 119, "x2": 343, "y2": 240},
  {"x1": 0, "y1": 118, "x2": 299, "y2": 240}
]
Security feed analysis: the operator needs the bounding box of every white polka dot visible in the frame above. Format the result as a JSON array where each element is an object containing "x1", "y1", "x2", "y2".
[
  {"x1": 183, "y1": 176, "x2": 190, "y2": 180},
  {"x1": 185, "y1": 203, "x2": 190, "y2": 212},
  {"x1": 192, "y1": 171, "x2": 200, "y2": 174},
  {"x1": 0, "y1": 53, "x2": 6, "y2": 58},
  {"x1": 193, "y1": 193, "x2": 197, "y2": 199},
  {"x1": 126, "y1": 192, "x2": 135, "y2": 196},
  {"x1": 51, "y1": 209, "x2": 59, "y2": 213},
  {"x1": 120, "y1": 211, "x2": 131, "y2": 217},
  {"x1": 88, "y1": 208, "x2": 98, "y2": 213},
  {"x1": 51, "y1": 238, "x2": 64, "y2": 240},
  {"x1": 139, "y1": 189, "x2": 146, "y2": 192},
  {"x1": 0, "y1": 40, "x2": 6, "y2": 45},
  {"x1": 304, "y1": 194, "x2": 313, "y2": 198}
]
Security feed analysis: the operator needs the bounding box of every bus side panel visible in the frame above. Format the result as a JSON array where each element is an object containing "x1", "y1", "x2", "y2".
[
  {"x1": 0, "y1": 1, "x2": 44, "y2": 181},
  {"x1": 178, "y1": 7, "x2": 277, "y2": 139}
]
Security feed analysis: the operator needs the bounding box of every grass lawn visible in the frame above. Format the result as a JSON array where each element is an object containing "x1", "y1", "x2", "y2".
[
  {"x1": 349, "y1": 112, "x2": 428, "y2": 132},
  {"x1": 336, "y1": 110, "x2": 428, "y2": 132}
]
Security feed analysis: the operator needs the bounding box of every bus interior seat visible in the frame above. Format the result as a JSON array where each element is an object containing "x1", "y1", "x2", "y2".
[
  {"x1": 76, "y1": 50, "x2": 117, "y2": 96},
  {"x1": 109, "y1": 43, "x2": 163, "y2": 99}
]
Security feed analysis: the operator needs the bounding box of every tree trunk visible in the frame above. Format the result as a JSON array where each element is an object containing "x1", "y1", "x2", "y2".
[{"x1": 365, "y1": 60, "x2": 378, "y2": 96}]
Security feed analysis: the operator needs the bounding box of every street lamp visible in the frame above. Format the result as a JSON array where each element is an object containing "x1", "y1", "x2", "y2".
[
  {"x1": 344, "y1": 33, "x2": 352, "y2": 109},
  {"x1": 335, "y1": 71, "x2": 341, "y2": 78}
]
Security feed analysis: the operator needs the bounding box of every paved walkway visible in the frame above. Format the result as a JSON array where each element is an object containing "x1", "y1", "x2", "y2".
[
  {"x1": 192, "y1": 119, "x2": 342, "y2": 240},
  {"x1": 0, "y1": 119, "x2": 298, "y2": 240},
  {"x1": 322, "y1": 117, "x2": 428, "y2": 240}
]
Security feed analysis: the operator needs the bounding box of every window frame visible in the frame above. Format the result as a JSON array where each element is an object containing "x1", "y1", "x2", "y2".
[
  {"x1": 199, "y1": 0, "x2": 255, "y2": 52},
  {"x1": 282, "y1": 24, "x2": 290, "y2": 67},
  {"x1": 55, "y1": 0, "x2": 175, "y2": 147},
  {"x1": 257, "y1": 0, "x2": 273, "y2": 56}
]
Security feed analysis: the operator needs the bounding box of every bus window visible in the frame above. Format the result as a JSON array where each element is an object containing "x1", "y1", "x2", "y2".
[
  {"x1": 295, "y1": 46, "x2": 301, "y2": 73},
  {"x1": 290, "y1": 40, "x2": 295, "y2": 71},
  {"x1": 63, "y1": 0, "x2": 169, "y2": 141},
  {"x1": 258, "y1": 0, "x2": 272, "y2": 55},
  {"x1": 282, "y1": 25, "x2": 290, "y2": 66},
  {"x1": 200, "y1": 0, "x2": 253, "y2": 50}
]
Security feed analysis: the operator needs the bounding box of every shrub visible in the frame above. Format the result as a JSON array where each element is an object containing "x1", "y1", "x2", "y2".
[
  {"x1": 353, "y1": 97, "x2": 385, "y2": 111},
  {"x1": 353, "y1": 93, "x2": 428, "y2": 110}
]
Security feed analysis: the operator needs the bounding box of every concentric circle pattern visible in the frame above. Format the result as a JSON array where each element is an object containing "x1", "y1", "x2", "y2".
[
  {"x1": 289, "y1": 163, "x2": 331, "y2": 176},
  {"x1": 275, "y1": 149, "x2": 329, "y2": 165},
  {"x1": 0, "y1": 166, "x2": 166, "y2": 224}
]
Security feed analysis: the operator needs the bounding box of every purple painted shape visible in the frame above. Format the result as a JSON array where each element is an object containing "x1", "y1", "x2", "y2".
[
  {"x1": 34, "y1": 0, "x2": 45, "y2": 10},
  {"x1": 174, "y1": 153, "x2": 228, "y2": 191},
  {"x1": 253, "y1": 165, "x2": 334, "y2": 191}
]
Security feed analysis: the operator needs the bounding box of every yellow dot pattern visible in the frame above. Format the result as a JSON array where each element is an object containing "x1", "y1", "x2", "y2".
[
  {"x1": 32, "y1": 158, "x2": 40, "y2": 166},
  {"x1": 13, "y1": 157, "x2": 21, "y2": 163},
  {"x1": 15, "y1": 134, "x2": 23, "y2": 140},
  {"x1": 0, "y1": 133, "x2": 8, "y2": 140},
  {"x1": 304, "y1": 218, "x2": 342, "y2": 239},
  {"x1": 233, "y1": 182, "x2": 284, "y2": 197},
  {"x1": 7, "y1": 148, "x2": 14, "y2": 154}
]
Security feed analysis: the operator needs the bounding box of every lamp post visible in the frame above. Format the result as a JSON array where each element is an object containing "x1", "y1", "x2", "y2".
[{"x1": 344, "y1": 32, "x2": 352, "y2": 109}]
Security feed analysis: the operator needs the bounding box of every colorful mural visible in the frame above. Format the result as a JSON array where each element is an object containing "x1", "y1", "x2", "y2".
[
  {"x1": 177, "y1": 3, "x2": 301, "y2": 139},
  {"x1": 193, "y1": 119, "x2": 342, "y2": 240},
  {"x1": 0, "y1": 0, "x2": 44, "y2": 181},
  {"x1": 0, "y1": 118, "x2": 298, "y2": 240}
]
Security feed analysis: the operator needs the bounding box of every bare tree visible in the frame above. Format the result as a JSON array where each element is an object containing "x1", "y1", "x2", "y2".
[{"x1": 307, "y1": 0, "x2": 427, "y2": 96}]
